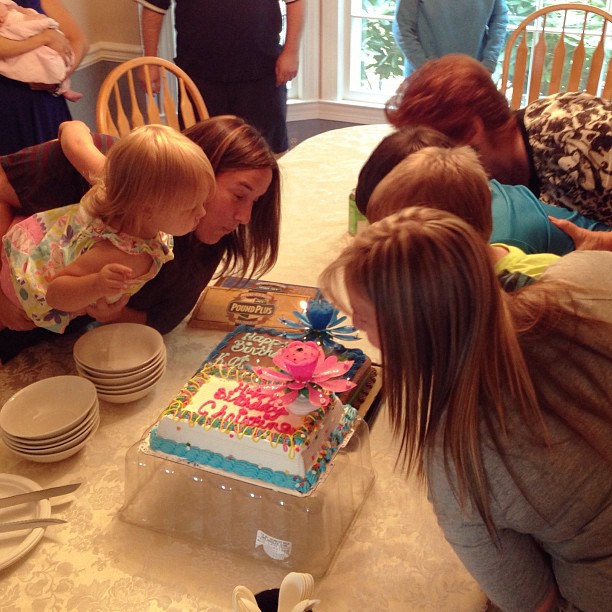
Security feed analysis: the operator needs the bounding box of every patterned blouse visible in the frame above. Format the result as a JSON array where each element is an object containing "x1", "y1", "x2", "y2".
[
  {"x1": 518, "y1": 92, "x2": 612, "y2": 225},
  {"x1": 2, "y1": 200, "x2": 173, "y2": 333}
]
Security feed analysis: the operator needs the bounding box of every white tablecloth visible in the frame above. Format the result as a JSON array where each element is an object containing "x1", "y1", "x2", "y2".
[{"x1": 0, "y1": 125, "x2": 486, "y2": 611}]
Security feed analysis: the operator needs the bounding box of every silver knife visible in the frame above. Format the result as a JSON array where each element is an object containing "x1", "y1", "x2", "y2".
[
  {"x1": 0, "y1": 483, "x2": 81, "y2": 510},
  {"x1": 0, "y1": 518, "x2": 67, "y2": 534}
]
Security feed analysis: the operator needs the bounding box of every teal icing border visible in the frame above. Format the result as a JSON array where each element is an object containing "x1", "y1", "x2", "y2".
[{"x1": 150, "y1": 406, "x2": 358, "y2": 494}]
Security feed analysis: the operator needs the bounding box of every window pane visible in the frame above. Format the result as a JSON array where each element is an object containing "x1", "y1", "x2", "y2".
[
  {"x1": 348, "y1": 0, "x2": 403, "y2": 98},
  {"x1": 341, "y1": 0, "x2": 612, "y2": 105}
]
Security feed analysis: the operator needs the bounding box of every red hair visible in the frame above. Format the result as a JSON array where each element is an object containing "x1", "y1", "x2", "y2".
[{"x1": 385, "y1": 55, "x2": 513, "y2": 143}]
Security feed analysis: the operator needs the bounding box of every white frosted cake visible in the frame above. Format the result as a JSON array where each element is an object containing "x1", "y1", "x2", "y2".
[{"x1": 149, "y1": 359, "x2": 357, "y2": 494}]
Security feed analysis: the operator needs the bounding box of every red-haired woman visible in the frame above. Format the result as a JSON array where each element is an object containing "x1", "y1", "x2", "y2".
[{"x1": 386, "y1": 54, "x2": 612, "y2": 225}]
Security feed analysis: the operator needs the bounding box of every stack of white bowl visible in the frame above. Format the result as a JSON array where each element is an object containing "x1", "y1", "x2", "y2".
[
  {"x1": 73, "y1": 323, "x2": 166, "y2": 404},
  {"x1": 0, "y1": 376, "x2": 100, "y2": 463}
]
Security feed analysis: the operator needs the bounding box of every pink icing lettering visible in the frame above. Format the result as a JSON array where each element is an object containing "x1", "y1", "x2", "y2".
[{"x1": 197, "y1": 399, "x2": 215, "y2": 416}]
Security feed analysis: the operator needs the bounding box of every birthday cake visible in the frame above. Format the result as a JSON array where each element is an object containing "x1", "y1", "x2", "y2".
[
  {"x1": 205, "y1": 325, "x2": 375, "y2": 411},
  {"x1": 149, "y1": 342, "x2": 358, "y2": 494}
]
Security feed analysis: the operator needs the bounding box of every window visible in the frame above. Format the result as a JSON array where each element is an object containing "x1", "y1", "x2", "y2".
[{"x1": 306, "y1": 0, "x2": 612, "y2": 118}]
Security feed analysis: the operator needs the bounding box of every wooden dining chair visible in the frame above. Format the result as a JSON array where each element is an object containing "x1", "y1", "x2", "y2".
[
  {"x1": 95, "y1": 57, "x2": 209, "y2": 137},
  {"x1": 500, "y1": 3, "x2": 612, "y2": 109}
]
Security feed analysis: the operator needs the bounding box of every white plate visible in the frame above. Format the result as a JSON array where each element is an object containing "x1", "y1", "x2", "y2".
[
  {"x1": 0, "y1": 376, "x2": 98, "y2": 439},
  {"x1": 0, "y1": 474, "x2": 52, "y2": 571},
  {"x1": 73, "y1": 323, "x2": 164, "y2": 373}
]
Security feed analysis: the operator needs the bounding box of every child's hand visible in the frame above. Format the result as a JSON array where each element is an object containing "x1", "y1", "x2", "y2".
[
  {"x1": 86, "y1": 294, "x2": 130, "y2": 323},
  {"x1": 97, "y1": 263, "x2": 134, "y2": 297}
]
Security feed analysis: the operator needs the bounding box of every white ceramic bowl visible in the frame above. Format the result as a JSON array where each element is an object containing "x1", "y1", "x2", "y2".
[
  {"x1": 6, "y1": 418, "x2": 100, "y2": 463},
  {"x1": 4, "y1": 413, "x2": 99, "y2": 454},
  {"x1": 1, "y1": 401, "x2": 99, "y2": 450},
  {"x1": 90, "y1": 362, "x2": 166, "y2": 394},
  {"x1": 97, "y1": 382, "x2": 161, "y2": 404},
  {"x1": 75, "y1": 347, "x2": 166, "y2": 385},
  {"x1": 73, "y1": 323, "x2": 164, "y2": 373},
  {"x1": 0, "y1": 376, "x2": 98, "y2": 440}
]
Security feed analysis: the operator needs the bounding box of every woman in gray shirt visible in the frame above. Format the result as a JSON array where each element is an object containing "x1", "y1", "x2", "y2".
[{"x1": 320, "y1": 207, "x2": 612, "y2": 611}]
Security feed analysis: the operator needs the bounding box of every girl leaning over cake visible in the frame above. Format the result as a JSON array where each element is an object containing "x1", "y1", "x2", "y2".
[
  {"x1": 0, "y1": 124, "x2": 214, "y2": 334},
  {"x1": 0, "y1": 116, "x2": 280, "y2": 362},
  {"x1": 319, "y1": 206, "x2": 612, "y2": 611}
]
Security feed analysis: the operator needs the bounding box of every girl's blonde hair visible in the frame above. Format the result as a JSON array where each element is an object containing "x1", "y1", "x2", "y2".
[
  {"x1": 368, "y1": 146, "x2": 493, "y2": 240},
  {"x1": 320, "y1": 206, "x2": 612, "y2": 539},
  {"x1": 85, "y1": 124, "x2": 215, "y2": 233}
]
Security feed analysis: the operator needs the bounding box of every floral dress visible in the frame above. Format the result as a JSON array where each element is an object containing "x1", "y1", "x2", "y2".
[{"x1": 1, "y1": 201, "x2": 173, "y2": 333}]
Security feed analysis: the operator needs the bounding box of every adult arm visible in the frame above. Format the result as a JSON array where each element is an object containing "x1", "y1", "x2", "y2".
[
  {"x1": 548, "y1": 217, "x2": 612, "y2": 251},
  {"x1": 41, "y1": 0, "x2": 88, "y2": 77},
  {"x1": 58, "y1": 121, "x2": 106, "y2": 183},
  {"x1": 392, "y1": 0, "x2": 427, "y2": 70},
  {"x1": 0, "y1": 22, "x2": 70, "y2": 62},
  {"x1": 428, "y1": 473, "x2": 557, "y2": 611},
  {"x1": 137, "y1": 3, "x2": 166, "y2": 91},
  {"x1": 85, "y1": 296, "x2": 146, "y2": 325},
  {"x1": 481, "y1": 0, "x2": 508, "y2": 73},
  {"x1": 276, "y1": 0, "x2": 304, "y2": 86}
]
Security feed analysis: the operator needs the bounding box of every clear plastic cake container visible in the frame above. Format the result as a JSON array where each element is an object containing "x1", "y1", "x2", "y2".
[{"x1": 120, "y1": 417, "x2": 375, "y2": 578}]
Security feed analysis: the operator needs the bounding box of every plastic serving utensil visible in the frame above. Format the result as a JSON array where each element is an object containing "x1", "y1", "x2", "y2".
[
  {"x1": 0, "y1": 518, "x2": 67, "y2": 533},
  {"x1": 278, "y1": 573, "x2": 314, "y2": 612},
  {"x1": 237, "y1": 597, "x2": 261, "y2": 612},
  {"x1": 0, "y1": 483, "x2": 81, "y2": 509},
  {"x1": 232, "y1": 586, "x2": 258, "y2": 612}
]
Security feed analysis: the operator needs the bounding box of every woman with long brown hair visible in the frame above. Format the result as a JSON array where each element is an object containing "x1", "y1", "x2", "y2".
[
  {"x1": 0, "y1": 115, "x2": 280, "y2": 361},
  {"x1": 320, "y1": 206, "x2": 612, "y2": 611}
]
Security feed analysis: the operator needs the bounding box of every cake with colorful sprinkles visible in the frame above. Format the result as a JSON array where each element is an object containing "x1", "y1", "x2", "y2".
[
  {"x1": 205, "y1": 298, "x2": 377, "y2": 414},
  {"x1": 149, "y1": 341, "x2": 358, "y2": 494}
]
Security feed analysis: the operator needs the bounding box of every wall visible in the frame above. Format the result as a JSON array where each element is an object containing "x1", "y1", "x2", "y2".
[
  {"x1": 63, "y1": 0, "x2": 141, "y2": 129},
  {"x1": 64, "y1": 0, "x2": 140, "y2": 48}
]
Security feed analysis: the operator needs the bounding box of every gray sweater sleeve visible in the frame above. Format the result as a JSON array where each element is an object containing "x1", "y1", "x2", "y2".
[{"x1": 427, "y1": 463, "x2": 554, "y2": 611}]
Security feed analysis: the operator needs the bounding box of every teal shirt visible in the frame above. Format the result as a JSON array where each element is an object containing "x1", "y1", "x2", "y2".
[
  {"x1": 393, "y1": 0, "x2": 509, "y2": 75},
  {"x1": 490, "y1": 180, "x2": 611, "y2": 256}
]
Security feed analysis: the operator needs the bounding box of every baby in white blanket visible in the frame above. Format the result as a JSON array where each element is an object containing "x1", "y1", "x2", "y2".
[{"x1": 0, "y1": 0, "x2": 81, "y2": 101}]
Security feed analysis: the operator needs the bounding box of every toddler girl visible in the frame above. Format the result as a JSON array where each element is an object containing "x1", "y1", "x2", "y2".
[{"x1": 0, "y1": 123, "x2": 215, "y2": 333}]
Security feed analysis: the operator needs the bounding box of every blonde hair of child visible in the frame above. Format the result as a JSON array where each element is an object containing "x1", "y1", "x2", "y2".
[
  {"x1": 368, "y1": 145, "x2": 493, "y2": 240},
  {"x1": 85, "y1": 124, "x2": 215, "y2": 233}
]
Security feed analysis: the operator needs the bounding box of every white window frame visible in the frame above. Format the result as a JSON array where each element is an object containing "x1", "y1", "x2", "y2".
[
  {"x1": 288, "y1": 0, "x2": 386, "y2": 124},
  {"x1": 289, "y1": 0, "x2": 612, "y2": 124}
]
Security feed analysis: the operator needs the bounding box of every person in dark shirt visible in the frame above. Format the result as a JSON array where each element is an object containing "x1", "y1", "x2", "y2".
[{"x1": 136, "y1": 0, "x2": 305, "y2": 153}]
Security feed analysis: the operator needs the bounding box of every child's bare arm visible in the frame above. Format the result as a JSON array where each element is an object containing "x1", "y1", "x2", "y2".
[
  {"x1": 45, "y1": 261, "x2": 133, "y2": 312},
  {"x1": 58, "y1": 121, "x2": 106, "y2": 183},
  {"x1": 45, "y1": 242, "x2": 152, "y2": 312}
]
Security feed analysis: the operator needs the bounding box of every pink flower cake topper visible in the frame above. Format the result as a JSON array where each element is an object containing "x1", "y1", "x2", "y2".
[{"x1": 253, "y1": 340, "x2": 355, "y2": 414}]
